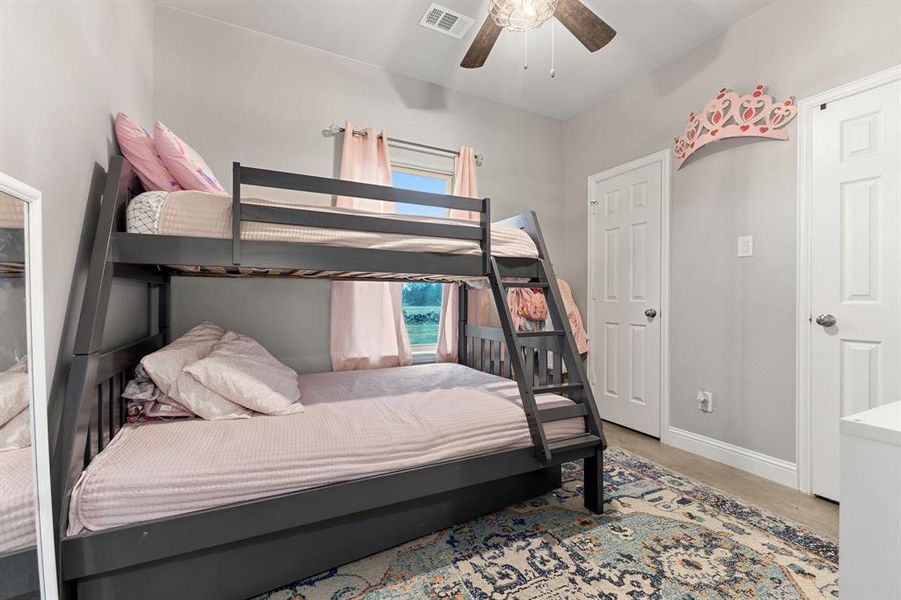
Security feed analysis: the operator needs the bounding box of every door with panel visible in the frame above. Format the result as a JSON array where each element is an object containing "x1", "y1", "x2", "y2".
[
  {"x1": 590, "y1": 160, "x2": 662, "y2": 437},
  {"x1": 810, "y1": 79, "x2": 901, "y2": 501}
]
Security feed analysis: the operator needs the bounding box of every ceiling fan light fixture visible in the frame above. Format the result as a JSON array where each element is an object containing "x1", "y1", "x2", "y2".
[{"x1": 489, "y1": 0, "x2": 558, "y2": 32}]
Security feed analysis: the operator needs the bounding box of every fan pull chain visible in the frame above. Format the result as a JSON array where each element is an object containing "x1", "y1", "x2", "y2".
[
  {"x1": 523, "y1": 31, "x2": 528, "y2": 70},
  {"x1": 550, "y1": 20, "x2": 556, "y2": 78}
]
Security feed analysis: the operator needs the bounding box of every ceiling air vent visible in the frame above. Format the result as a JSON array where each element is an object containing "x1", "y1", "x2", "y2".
[{"x1": 419, "y1": 3, "x2": 475, "y2": 39}]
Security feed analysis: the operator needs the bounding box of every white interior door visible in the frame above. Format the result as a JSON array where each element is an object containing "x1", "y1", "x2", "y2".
[
  {"x1": 590, "y1": 159, "x2": 663, "y2": 437},
  {"x1": 810, "y1": 79, "x2": 901, "y2": 501}
]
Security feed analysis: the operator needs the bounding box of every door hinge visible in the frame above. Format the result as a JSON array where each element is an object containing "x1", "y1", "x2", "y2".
[{"x1": 819, "y1": 103, "x2": 827, "y2": 110}]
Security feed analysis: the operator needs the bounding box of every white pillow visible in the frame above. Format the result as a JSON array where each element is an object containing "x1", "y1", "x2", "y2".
[
  {"x1": 184, "y1": 332, "x2": 304, "y2": 416},
  {"x1": 0, "y1": 365, "x2": 28, "y2": 428},
  {"x1": 0, "y1": 407, "x2": 30, "y2": 451},
  {"x1": 173, "y1": 374, "x2": 251, "y2": 421},
  {"x1": 141, "y1": 321, "x2": 224, "y2": 400}
]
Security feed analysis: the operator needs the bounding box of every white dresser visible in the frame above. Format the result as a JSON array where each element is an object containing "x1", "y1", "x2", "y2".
[{"x1": 840, "y1": 401, "x2": 901, "y2": 599}]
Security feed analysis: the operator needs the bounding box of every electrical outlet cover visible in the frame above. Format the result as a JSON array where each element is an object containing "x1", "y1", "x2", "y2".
[{"x1": 697, "y1": 389, "x2": 714, "y2": 413}]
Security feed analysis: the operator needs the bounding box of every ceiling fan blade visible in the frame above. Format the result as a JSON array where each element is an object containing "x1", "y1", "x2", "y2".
[
  {"x1": 460, "y1": 16, "x2": 503, "y2": 68},
  {"x1": 554, "y1": 0, "x2": 616, "y2": 52}
]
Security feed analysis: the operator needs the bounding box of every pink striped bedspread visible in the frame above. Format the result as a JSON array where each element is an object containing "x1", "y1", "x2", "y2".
[
  {"x1": 0, "y1": 448, "x2": 35, "y2": 553},
  {"x1": 68, "y1": 363, "x2": 584, "y2": 534}
]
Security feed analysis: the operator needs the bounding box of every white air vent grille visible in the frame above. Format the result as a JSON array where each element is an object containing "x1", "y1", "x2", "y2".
[{"x1": 419, "y1": 3, "x2": 475, "y2": 39}]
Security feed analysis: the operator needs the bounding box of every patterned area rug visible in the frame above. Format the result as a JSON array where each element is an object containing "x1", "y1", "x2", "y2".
[{"x1": 257, "y1": 447, "x2": 838, "y2": 599}]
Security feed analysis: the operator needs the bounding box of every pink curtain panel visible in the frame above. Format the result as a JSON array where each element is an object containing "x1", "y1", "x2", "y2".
[
  {"x1": 330, "y1": 122, "x2": 413, "y2": 371},
  {"x1": 435, "y1": 146, "x2": 480, "y2": 363}
]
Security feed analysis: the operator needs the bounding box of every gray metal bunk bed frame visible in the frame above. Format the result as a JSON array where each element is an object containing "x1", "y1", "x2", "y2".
[
  {"x1": 0, "y1": 229, "x2": 39, "y2": 600},
  {"x1": 49, "y1": 155, "x2": 607, "y2": 600}
]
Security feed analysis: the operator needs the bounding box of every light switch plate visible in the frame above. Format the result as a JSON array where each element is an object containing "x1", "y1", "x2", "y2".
[{"x1": 737, "y1": 235, "x2": 754, "y2": 257}]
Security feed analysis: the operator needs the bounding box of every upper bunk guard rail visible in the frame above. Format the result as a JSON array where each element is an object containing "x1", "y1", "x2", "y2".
[{"x1": 232, "y1": 163, "x2": 492, "y2": 274}]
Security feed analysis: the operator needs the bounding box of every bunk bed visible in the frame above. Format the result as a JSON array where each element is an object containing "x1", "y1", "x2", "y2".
[
  {"x1": 0, "y1": 195, "x2": 40, "y2": 600},
  {"x1": 50, "y1": 155, "x2": 607, "y2": 600}
]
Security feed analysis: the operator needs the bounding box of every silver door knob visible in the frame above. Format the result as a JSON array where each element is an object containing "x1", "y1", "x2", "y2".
[
  {"x1": 815, "y1": 313, "x2": 837, "y2": 327},
  {"x1": 645, "y1": 308, "x2": 657, "y2": 319}
]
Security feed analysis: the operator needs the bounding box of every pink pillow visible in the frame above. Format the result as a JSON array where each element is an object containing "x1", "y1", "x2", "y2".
[
  {"x1": 153, "y1": 122, "x2": 226, "y2": 193},
  {"x1": 114, "y1": 113, "x2": 181, "y2": 192}
]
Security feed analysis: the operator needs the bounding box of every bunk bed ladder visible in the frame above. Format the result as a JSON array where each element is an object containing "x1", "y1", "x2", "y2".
[{"x1": 488, "y1": 257, "x2": 606, "y2": 465}]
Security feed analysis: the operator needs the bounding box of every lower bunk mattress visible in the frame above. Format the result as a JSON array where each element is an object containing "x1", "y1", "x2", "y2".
[
  {"x1": 68, "y1": 363, "x2": 584, "y2": 534},
  {"x1": 0, "y1": 447, "x2": 35, "y2": 553}
]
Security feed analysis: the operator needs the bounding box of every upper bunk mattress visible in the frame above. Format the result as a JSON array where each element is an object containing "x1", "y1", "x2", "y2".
[
  {"x1": 126, "y1": 190, "x2": 539, "y2": 258},
  {"x1": 68, "y1": 363, "x2": 584, "y2": 534},
  {"x1": 0, "y1": 448, "x2": 35, "y2": 554}
]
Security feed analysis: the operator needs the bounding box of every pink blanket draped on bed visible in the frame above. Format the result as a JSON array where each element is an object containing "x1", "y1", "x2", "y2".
[{"x1": 557, "y1": 278, "x2": 589, "y2": 354}]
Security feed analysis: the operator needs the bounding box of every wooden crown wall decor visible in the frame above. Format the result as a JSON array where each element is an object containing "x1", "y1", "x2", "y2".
[{"x1": 673, "y1": 85, "x2": 797, "y2": 169}]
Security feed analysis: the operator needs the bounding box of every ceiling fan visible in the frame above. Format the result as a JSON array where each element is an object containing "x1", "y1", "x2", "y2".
[{"x1": 461, "y1": 0, "x2": 616, "y2": 69}]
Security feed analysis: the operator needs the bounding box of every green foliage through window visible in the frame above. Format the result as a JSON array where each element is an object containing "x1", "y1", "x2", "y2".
[
  {"x1": 391, "y1": 166, "x2": 452, "y2": 349},
  {"x1": 402, "y1": 283, "x2": 442, "y2": 346}
]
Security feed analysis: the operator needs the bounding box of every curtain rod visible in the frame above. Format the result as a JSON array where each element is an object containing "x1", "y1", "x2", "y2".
[{"x1": 322, "y1": 123, "x2": 483, "y2": 166}]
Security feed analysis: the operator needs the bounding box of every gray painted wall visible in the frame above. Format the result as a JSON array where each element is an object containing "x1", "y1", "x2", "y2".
[
  {"x1": 153, "y1": 5, "x2": 565, "y2": 373},
  {"x1": 0, "y1": 1, "x2": 156, "y2": 403},
  {"x1": 559, "y1": 0, "x2": 901, "y2": 461}
]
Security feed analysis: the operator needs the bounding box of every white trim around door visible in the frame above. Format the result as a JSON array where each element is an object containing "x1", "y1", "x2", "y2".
[
  {"x1": 796, "y1": 64, "x2": 901, "y2": 495},
  {"x1": 587, "y1": 148, "x2": 671, "y2": 443}
]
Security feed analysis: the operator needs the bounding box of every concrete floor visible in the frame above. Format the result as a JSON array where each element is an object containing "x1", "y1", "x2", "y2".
[{"x1": 604, "y1": 421, "x2": 839, "y2": 539}]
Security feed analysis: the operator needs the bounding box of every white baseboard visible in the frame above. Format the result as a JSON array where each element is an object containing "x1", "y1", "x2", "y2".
[{"x1": 666, "y1": 427, "x2": 798, "y2": 489}]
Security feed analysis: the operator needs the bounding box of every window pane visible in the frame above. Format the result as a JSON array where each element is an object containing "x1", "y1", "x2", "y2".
[
  {"x1": 401, "y1": 282, "x2": 441, "y2": 346},
  {"x1": 391, "y1": 166, "x2": 451, "y2": 349},
  {"x1": 392, "y1": 169, "x2": 449, "y2": 218}
]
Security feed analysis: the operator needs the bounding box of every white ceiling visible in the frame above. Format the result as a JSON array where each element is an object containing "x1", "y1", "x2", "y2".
[{"x1": 158, "y1": 0, "x2": 772, "y2": 119}]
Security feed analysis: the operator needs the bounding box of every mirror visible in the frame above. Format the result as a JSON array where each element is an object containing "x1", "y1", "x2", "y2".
[{"x1": 0, "y1": 177, "x2": 53, "y2": 600}]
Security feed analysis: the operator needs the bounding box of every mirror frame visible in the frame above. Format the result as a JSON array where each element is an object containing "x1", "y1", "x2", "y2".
[{"x1": 0, "y1": 172, "x2": 58, "y2": 599}]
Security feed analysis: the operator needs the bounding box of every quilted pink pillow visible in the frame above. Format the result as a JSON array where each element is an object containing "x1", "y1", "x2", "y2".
[
  {"x1": 153, "y1": 122, "x2": 226, "y2": 194},
  {"x1": 114, "y1": 113, "x2": 181, "y2": 192}
]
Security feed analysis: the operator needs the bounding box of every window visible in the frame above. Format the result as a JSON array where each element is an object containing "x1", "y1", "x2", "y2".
[{"x1": 391, "y1": 165, "x2": 453, "y2": 355}]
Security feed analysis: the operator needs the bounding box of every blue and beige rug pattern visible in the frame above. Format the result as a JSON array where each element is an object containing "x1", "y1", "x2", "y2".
[{"x1": 258, "y1": 447, "x2": 838, "y2": 599}]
